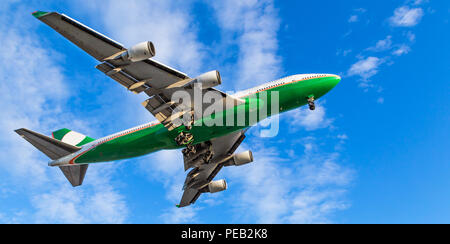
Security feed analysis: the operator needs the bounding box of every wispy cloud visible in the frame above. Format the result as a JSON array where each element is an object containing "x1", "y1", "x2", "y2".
[
  {"x1": 225, "y1": 139, "x2": 354, "y2": 223},
  {"x1": 348, "y1": 15, "x2": 359, "y2": 23},
  {"x1": 366, "y1": 36, "x2": 393, "y2": 52},
  {"x1": 0, "y1": 3, "x2": 128, "y2": 223},
  {"x1": 392, "y1": 44, "x2": 411, "y2": 56},
  {"x1": 210, "y1": 0, "x2": 282, "y2": 89},
  {"x1": 348, "y1": 56, "x2": 384, "y2": 82},
  {"x1": 32, "y1": 165, "x2": 128, "y2": 224},
  {"x1": 345, "y1": 2, "x2": 425, "y2": 93},
  {"x1": 348, "y1": 8, "x2": 367, "y2": 23},
  {"x1": 285, "y1": 103, "x2": 333, "y2": 131},
  {"x1": 389, "y1": 6, "x2": 424, "y2": 27}
]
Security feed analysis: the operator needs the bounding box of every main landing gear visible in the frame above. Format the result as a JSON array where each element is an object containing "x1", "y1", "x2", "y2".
[
  {"x1": 307, "y1": 96, "x2": 315, "y2": 111},
  {"x1": 186, "y1": 113, "x2": 194, "y2": 131},
  {"x1": 182, "y1": 144, "x2": 196, "y2": 157},
  {"x1": 175, "y1": 131, "x2": 194, "y2": 146},
  {"x1": 176, "y1": 131, "x2": 197, "y2": 158}
]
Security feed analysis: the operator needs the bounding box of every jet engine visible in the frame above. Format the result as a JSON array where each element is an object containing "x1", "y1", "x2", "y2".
[
  {"x1": 188, "y1": 70, "x2": 222, "y2": 89},
  {"x1": 208, "y1": 179, "x2": 227, "y2": 193},
  {"x1": 119, "y1": 41, "x2": 156, "y2": 62},
  {"x1": 224, "y1": 150, "x2": 254, "y2": 166}
]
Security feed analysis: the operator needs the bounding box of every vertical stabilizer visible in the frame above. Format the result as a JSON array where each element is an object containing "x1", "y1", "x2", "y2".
[{"x1": 52, "y1": 128, "x2": 95, "y2": 146}]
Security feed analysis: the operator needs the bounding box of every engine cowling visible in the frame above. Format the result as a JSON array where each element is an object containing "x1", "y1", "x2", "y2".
[
  {"x1": 189, "y1": 70, "x2": 222, "y2": 89},
  {"x1": 120, "y1": 41, "x2": 156, "y2": 62},
  {"x1": 208, "y1": 179, "x2": 227, "y2": 193},
  {"x1": 226, "y1": 150, "x2": 254, "y2": 166}
]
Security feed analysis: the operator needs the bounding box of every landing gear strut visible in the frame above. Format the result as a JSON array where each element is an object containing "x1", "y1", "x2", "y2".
[
  {"x1": 184, "y1": 113, "x2": 195, "y2": 131},
  {"x1": 202, "y1": 150, "x2": 214, "y2": 163},
  {"x1": 307, "y1": 96, "x2": 315, "y2": 111}
]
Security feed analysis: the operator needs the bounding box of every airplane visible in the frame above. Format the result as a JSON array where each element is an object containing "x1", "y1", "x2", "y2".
[{"x1": 15, "y1": 11, "x2": 341, "y2": 208}]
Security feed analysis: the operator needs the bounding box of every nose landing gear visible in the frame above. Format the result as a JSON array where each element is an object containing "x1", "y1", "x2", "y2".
[{"x1": 307, "y1": 96, "x2": 315, "y2": 111}]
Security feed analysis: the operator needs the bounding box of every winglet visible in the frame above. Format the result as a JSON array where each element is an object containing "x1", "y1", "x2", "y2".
[
  {"x1": 175, "y1": 204, "x2": 181, "y2": 208},
  {"x1": 31, "y1": 11, "x2": 49, "y2": 19}
]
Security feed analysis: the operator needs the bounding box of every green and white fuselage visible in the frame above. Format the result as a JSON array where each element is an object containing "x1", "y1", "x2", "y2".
[{"x1": 50, "y1": 74, "x2": 340, "y2": 166}]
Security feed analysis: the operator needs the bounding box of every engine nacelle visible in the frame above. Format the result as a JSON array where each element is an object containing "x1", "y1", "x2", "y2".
[
  {"x1": 189, "y1": 70, "x2": 222, "y2": 89},
  {"x1": 208, "y1": 179, "x2": 227, "y2": 193},
  {"x1": 120, "y1": 41, "x2": 156, "y2": 62},
  {"x1": 225, "y1": 150, "x2": 254, "y2": 166}
]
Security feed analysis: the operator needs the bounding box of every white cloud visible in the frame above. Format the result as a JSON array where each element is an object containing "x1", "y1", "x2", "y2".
[
  {"x1": 336, "y1": 49, "x2": 352, "y2": 57},
  {"x1": 285, "y1": 103, "x2": 333, "y2": 131},
  {"x1": 354, "y1": 8, "x2": 367, "y2": 13},
  {"x1": 337, "y1": 134, "x2": 348, "y2": 140},
  {"x1": 160, "y1": 207, "x2": 198, "y2": 224},
  {"x1": 225, "y1": 141, "x2": 354, "y2": 223},
  {"x1": 348, "y1": 8, "x2": 367, "y2": 24},
  {"x1": 32, "y1": 165, "x2": 128, "y2": 224},
  {"x1": 366, "y1": 36, "x2": 393, "y2": 52},
  {"x1": 389, "y1": 6, "x2": 424, "y2": 27},
  {"x1": 211, "y1": 0, "x2": 282, "y2": 89},
  {"x1": 412, "y1": 0, "x2": 429, "y2": 5},
  {"x1": 348, "y1": 56, "x2": 383, "y2": 81},
  {"x1": 406, "y1": 31, "x2": 416, "y2": 42},
  {"x1": 348, "y1": 15, "x2": 358, "y2": 23},
  {"x1": 392, "y1": 44, "x2": 411, "y2": 56},
  {"x1": 0, "y1": 3, "x2": 128, "y2": 223}
]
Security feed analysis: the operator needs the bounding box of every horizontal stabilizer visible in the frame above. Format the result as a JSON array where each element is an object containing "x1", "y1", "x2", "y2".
[
  {"x1": 59, "y1": 165, "x2": 89, "y2": 187},
  {"x1": 15, "y1": 128, "x2": 81, "y2": 160}
]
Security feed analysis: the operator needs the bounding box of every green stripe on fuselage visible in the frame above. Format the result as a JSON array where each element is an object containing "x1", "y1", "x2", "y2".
[{"x1": 75, "y1": 76, "x2": 340, "y2": 164}]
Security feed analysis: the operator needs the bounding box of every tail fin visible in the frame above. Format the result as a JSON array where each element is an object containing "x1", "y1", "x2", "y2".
[
  {"x1": 52, "y1": 128, "x2": 95, "y2": 146},
  {"x1": 15, "y1": 128, "x2": 88, "y2": 187}
]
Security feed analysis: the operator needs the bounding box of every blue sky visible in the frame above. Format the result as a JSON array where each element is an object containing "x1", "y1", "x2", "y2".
[{"x1": 0, "y1": 0, "x2": 448, "y2": 223}]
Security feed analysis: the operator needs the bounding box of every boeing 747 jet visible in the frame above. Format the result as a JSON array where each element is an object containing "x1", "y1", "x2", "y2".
[{"x1": 16, "y1": 11, "x2": 340, "y2": 207}]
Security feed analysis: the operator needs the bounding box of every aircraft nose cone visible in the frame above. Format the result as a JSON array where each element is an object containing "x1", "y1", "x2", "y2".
[
  {"x1": 322, "y1": 74, "x2": 341, "y2": 93},
  {"x1": 329, "y1": 75, "x2": 341, "y2": 88},
  {"x1": 308, "y1": 74, "x2": 341, "y2": 99}
]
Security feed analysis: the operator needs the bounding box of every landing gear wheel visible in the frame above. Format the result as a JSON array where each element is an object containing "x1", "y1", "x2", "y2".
[
  {"x1": 175, "y1": 132, "x2": 194, "y2": 146},
  {"x1": 182, "y1": 144, "x2": 196, "y2": 157},
  {"x1": 307, "y1": 96, "x2": 315, "y2": 111}
]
